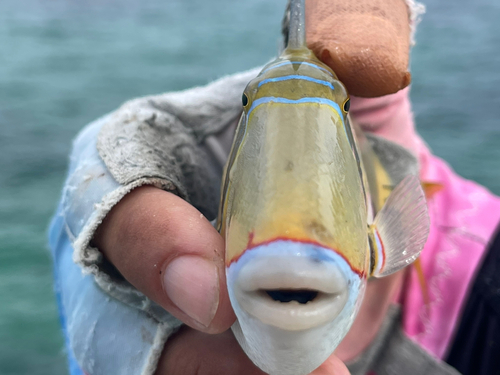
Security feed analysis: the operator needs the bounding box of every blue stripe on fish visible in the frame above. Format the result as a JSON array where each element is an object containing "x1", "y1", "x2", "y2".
[
  {"x1": 257, "y1": 75, "x2": 335, "y2": 90},
  {"x1": 247, "y1": 96, "x2": 343, "y2": 123},
  {"x1": 262, "y1": 61, "x2": 333, "y2": 76}
]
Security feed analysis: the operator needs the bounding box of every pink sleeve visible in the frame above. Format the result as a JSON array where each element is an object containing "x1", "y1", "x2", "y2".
[
  {"x1": 351, "y1": 88, "x2": 500, "y2": 359},
  {"x1": 350, "y1": 87, "x2": 421, "y2": 156}
]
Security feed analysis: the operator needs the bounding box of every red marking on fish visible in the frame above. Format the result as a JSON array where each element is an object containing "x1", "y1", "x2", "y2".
[
  {"x1": 378, "y1": 230, "x2": 386, "y2": 271},
  {"x1": 227, "y1": 233, "x2": 365, "y2": 277}
]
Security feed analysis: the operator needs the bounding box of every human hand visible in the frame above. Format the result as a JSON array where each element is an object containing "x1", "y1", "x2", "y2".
[
  {"x1": 156, "y1": 326, "x2": 350, "y2": 375},
  {"x1": 93, "y1": 186, "x2": 350, "y2": 374}
]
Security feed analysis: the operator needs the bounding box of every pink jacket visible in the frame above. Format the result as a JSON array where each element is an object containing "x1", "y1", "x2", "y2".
[{"x1": 352, "y1": 88, "x2": 500, "y2": 360}]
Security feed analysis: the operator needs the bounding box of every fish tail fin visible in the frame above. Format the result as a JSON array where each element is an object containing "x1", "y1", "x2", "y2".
[
  {"x1": 287, "y1": 0, "x2": 306, "y2": 49},
  {"x1": 369, "y1": 175, "x2": 430, "y2": 278}
]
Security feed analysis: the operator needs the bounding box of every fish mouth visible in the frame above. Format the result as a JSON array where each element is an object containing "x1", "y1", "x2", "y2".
[{"x1": 234, "y1": 254, "x2": 349, "y2": 331}]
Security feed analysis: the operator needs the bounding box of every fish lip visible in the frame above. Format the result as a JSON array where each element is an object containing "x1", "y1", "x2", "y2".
[
  {"x1": 234, "y1": 255, "x2": 349, "y2": 331},
  {"x1": 237, "y1": 260, "x2": 345, "y2": 294}
]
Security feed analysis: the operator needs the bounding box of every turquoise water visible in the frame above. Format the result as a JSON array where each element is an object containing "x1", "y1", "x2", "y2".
[{"x1": 0, "y1": 0, "x2": 498, "y2": 373}]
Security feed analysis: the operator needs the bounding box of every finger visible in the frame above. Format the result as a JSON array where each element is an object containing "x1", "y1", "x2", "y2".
[
  {"x1": 157, "y1": 326, "x2": 351, "y2": 375},
  {"x1": 311, "y1": 354, "x2": 351, "y2": 375},
  {"x1": 93, "y1": 185, "x2": 235, "y2": 333},
  {"x1": 156, "y1": 327, "x2": 266, "y2": 375}
]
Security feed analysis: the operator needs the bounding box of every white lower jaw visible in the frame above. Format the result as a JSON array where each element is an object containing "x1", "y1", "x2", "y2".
[
  {"x1": 226, "y1": 241, "x2": 365, "y2": 375},
  {"x1": 232, "y1": 316, "x2": 344, "y2": 375},
  {"x1": 230, "y1": 291, "x2": 363, "y2": 375}
]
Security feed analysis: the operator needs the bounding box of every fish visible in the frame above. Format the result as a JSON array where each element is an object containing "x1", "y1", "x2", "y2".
[{"x1": 216, "y1": 1, "x2": 430, "y2": 374}]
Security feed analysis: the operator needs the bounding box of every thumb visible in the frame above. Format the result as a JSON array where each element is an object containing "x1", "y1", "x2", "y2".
[{"x1": 93, "y1": 185, "x2": 235, "y2": 333}]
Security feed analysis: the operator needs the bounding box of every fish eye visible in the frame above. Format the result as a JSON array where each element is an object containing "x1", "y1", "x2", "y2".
[
  {"x1": 242, "y1": 93, "x2": 249, "y2": 107},
  {"x1": 343, "y1": 98, "x2": 350, "y2": 113}
]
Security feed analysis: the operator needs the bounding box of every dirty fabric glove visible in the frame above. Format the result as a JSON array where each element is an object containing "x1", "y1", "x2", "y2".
[
  {"x1": 50, "y1": 69, "x2": 259, "y2": 375},
  {"x1": 305, "y1": 0, "x2": 425, "y2": 97}
]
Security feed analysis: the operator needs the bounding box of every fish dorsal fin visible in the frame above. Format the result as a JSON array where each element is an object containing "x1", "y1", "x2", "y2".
[
  {"x1": 369, "y1": 175, "x2": 430, "y2": 278},
  {"x1": 287, "y1": 0, "x2": 306, "y2": 49}
]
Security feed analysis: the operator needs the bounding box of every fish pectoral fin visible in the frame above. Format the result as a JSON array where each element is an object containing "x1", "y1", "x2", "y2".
[{"x1": 368, "y1": 175, "x2": 430, "y2": 278}]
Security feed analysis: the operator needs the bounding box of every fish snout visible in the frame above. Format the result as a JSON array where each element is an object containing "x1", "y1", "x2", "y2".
[{"x1": 233, "y1": 251, "x2": 349, "y2": 331}]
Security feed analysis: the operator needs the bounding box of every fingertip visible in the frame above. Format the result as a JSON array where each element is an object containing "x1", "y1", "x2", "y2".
[
  {"x1": 163, "y1": 255, "x2": 220, "y2": 327},
  {"x1": 162, "y1": 254, "x2": 236, "y2": 334},
  {"x1": 311, "y1": 354, "x2": 351, "y2": 375},
  {"x1": 207, "y1": 268, "x2": 237, "y2": 333}
]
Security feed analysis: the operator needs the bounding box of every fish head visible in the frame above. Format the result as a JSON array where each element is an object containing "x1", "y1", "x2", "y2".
[{"x1": 219, "y1": 48, "x2": 371, "y2": 375}]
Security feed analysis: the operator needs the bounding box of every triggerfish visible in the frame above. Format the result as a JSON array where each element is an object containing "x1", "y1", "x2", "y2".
[{"x1": 216, "y1": 1, "x2": 430, "y2": 374}]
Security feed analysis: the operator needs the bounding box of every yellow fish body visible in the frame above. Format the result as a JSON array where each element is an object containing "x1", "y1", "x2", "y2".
[{"x1": 217, "y1": 1, "x2": 430, "y2": 374}]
